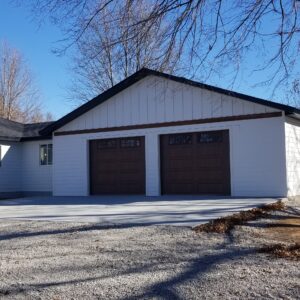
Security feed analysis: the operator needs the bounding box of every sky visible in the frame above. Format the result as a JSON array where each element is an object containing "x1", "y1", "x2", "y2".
[
  {"x1": 0, "y1": 0, "x2": 73, "y2": 119},
  {"x1": 0, "y1": 1, "x2": 297, "y2": 120}
]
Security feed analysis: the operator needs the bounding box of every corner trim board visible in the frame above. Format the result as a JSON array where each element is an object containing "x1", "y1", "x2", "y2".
[{"x1": 54, "y1": 112, "x2": 282, "y2": 136}]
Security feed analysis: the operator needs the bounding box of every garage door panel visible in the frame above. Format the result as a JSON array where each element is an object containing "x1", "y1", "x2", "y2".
[
  {"x1": 166, "y1": 183, "x2": 195, "y2": 194},
  {"x1": 194, "y1": 159, "x2": 222, "y2": 168},
  {"x1": 196, "y1": 184, "x2": 224, "y2": 194},
  {"x1": 196, "y1": 148, "x2": 223, "y2": 157},
  {"x1": 118, "y1": 172, "x2": 144, "y2": 180},
  {"x1": 119, "y1": 153, "x2": 140, "y2": 161},
  {"x1": 90, "y1": 137, "x2": 145, "y2": 194},
  {"x1": 167, "y1": 150, "x2": 193, "y2": 156},
  {"x1": 118, "y1": 169, "x2": 143, "y2": 175},
  {"x1": 196, "y1": 171, "x2": 224, "y2": 183},
  {"x1": 118, "y1": 184, "x2": 144, "y2": 194},
  {"x1": 95, "y1": 163, "x2": 119, "y2": 171},
  {"x1": 165, "y1": 173, "x2": 195, "y2": 182},
  {"x1": 161, "y1": 130, "x2": 231, "y2": 195},
  {"x1": 167, "y1": 161, "x2": 194, "y2": 170}
]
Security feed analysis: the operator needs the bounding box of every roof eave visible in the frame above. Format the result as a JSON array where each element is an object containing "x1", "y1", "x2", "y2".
[
  {"x1": 0, "y1": 136, "x2": 21, "y2": 142},
  {"x1": 40, "y1": 68, "x2": 300, "y2": 135},
  {"x1": 286, "y1": 112, "x2": 300, "y2": 121}
]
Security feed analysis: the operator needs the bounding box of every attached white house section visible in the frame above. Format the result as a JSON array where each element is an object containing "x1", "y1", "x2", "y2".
[
  {"x1": 0, "y1": 140, "x2": 52, "y2": 196},
  {"x1": 59, "y1": 76, "x2": 279, "y2": 132},
  {"x1": 0, "y1": 141, "x2": 22, "y2": 195},
  {"x1": 285, "y1": 117, "x2": 300, "y2": 197},
  {"x1": 21, "y1": 140, "x2": 52, "y2": 194}
]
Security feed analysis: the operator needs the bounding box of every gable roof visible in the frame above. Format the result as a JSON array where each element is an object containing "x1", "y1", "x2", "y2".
[
  {"x1": 0, "y1": 117, "x2": 53, "y2": 142},
  {"x1": 40, "y1": 68, "x2": 300, "y2": 135}
]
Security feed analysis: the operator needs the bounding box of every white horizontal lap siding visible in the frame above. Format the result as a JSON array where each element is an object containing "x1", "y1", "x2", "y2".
[
  {"x1": 58, "y1": 76, "x2": 279, "y2": 132},
  {"x1": 0, "y1": 142, "x2": 22, "y2": 193},
  {"x1": 53, "y1": 116, "x2": 287, "y2": 197},
  {"x1": 21, "y1": 140, "x2": 53, "y2": 192},
  {"x1": 285, "y1": 118, "x2": 300, "y2": 196}
]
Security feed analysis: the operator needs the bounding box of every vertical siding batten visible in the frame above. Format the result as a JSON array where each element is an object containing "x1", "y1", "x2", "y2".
[{"x1": 57, "y1": 76, "x2": 280, "y2": 132}]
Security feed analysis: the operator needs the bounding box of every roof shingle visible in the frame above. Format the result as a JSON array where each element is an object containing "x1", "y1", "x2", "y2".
[{"x1": 0, "y1": 117, "x2": 53, "y2": 142}]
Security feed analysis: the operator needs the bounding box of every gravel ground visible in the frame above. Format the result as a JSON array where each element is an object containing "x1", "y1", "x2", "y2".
[{"x1": 0, "y1": 201, "x2": 299, "y2": 300}]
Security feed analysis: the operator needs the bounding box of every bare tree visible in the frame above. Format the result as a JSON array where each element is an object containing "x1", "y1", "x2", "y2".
[
  {"x1": 0, "y1": 42, "x2": 52, "y2": 123},
  {"x1": 21, "y1": 0, "x2": 300, "y2": 100},
  {"x1": 285, "y1": 78, "x2": 300, "y2": 108},
  {"x1": 66, "y1": 1, "x2": 181, "y2": 102}
]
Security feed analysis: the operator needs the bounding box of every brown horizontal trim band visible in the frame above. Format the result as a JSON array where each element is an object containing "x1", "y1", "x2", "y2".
[{"x1": 54, "y1": 112, "x2": 282, "y2": 136}]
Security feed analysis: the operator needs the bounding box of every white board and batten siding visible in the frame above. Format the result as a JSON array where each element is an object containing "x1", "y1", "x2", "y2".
[
  {"x1": 59, "y1": 76, "x2": 279, "y2": 132},
  {"x1": 285, "y1": 117, "x2": 300, "y2": 197},
  {"x1": 53, "y1": 75, "x2": 288, "y2": 198}
]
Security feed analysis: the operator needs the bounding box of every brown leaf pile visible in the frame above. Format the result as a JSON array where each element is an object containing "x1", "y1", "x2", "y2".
[
  {"x1": 193, "y1": 201, "x2": 285, "y2": 234},
  {"x1": 259, "y1": 243, "x2": 300, "y2": 260}
]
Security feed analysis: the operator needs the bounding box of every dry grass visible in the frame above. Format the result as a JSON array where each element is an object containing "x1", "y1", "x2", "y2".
[
  {"x1": 193, "y1": 201, "x2": 285, "y2": 234},
  {"x1": 259, "y1": 243, "x2": 300, "y2": 260}
]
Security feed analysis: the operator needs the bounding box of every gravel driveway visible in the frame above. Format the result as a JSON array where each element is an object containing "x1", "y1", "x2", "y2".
[{"x1": 0, "y1": 201, "x2": 299, "y2": 299}]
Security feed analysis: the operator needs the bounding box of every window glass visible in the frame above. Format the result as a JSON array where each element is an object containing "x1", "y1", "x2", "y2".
[
  {"x1": 97, "y1": 139, "x2": 117, "y2": 149},
  {"x1": 169, "y1": 134, "x2": 192, "y2": 145},
  {"x1": 40, "y1": 144, "x2": 48, "y2": 165},
  {"x1": 120, "y1": 138, "x2": 141, "y2": 148},
  {"x1": 40, "y1": 144, "x2": 52, "y2": 165},
  {"x1": 48, "y1": 144, "x2": 53, "y2": 165},
  {"x1": 198, "y1": 132, "x2": 223, "y2": 143}
]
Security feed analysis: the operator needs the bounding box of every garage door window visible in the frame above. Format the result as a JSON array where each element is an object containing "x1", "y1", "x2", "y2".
[
  {"x1": 198, "y1": 132, "x2": 223, "y2": 143},
  {"x1": 169, "y1": 134, "x2": 192, "y2": 145},
  {"x1": 97, "y1": 139, "x2": 117, "y2": 149},
  {"x1": 120, "y1": 138, "x2": 141, "y2": 148}
]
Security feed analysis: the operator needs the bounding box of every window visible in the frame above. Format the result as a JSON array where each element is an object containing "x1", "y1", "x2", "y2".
[
  {"x1": 198, "y1": 132, "x2": 223, "y2": 143},
  {"x1": 169, "y1": 134, "x2": 193, "y2": 145},
  {"x1": 97, "y1": 139, "x2": 117, "y2": 149},
  {"x1": 120, "y1": 137, "x2": 141, "y2": 148},
  {"x1": 40, "y1": 144, "x2": 52, "y2": 165}
]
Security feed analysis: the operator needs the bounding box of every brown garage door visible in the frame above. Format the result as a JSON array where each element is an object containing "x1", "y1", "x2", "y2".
[
  {"x1": 90, "y1": 137, "x2": 145, "y2": 194},
  {"x1": 160, "y1": 130, "x2": 230, "y2": 195}
]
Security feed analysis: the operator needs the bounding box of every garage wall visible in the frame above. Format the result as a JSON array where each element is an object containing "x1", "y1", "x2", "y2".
[
  {"x1": 21, "y1": 140, "x2": 53, "y2": 193},
  {"x1": 58, "y1": 76, "x2": 279, "y2": 132},
  {"x1": 53, "y1": 115, "x2": 287, "y2": 197},
  {"x1": 53, "y1": 135, "x2": 88, "y2": 196},
  {"x1": 285, "y1": 118, "x2": 300, "y2": 196},
  {"x1": 0, "y1": 141, "x2": 22, "y2": 196}
]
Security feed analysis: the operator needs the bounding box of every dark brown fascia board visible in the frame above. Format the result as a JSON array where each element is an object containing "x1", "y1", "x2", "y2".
[
  {"x1": 54, "y1": 112, "x2": 282, "y2": 137},
  {"x1": 20, "y1": 136, "x2": 52, "y2": 142},
  {"x1": 0, "y1": 136, "x2": 52, "y2": 142},
  {"x1": 40, "y1": 68, "x2": 300, "y2": 136},
  {"x1": 0, "y1": 136, "x2": 21, "y2": 142}
]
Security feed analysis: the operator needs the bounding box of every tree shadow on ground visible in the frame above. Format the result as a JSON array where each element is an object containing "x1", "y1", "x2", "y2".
[{"x1": 0, "y1": 242, "x2": 256, "y2": 299}]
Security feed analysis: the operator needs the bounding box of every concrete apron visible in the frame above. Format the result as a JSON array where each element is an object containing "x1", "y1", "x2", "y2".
[{"x1": 0, "y1": 195, "x2": 280, "y2": 227}]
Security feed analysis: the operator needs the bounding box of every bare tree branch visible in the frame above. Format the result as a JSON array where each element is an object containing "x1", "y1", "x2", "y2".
[
  {"x1": 18, "y1": 0, "x2": 300, "y2": 102},
  {"x1": 0, "y1": 41, "x2": 52, "y2": 123}
]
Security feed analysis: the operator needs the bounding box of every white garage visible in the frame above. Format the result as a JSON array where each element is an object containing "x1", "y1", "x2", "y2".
[{"x1": 39, "y1": 68, "x2": 300, "y2": 198}]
